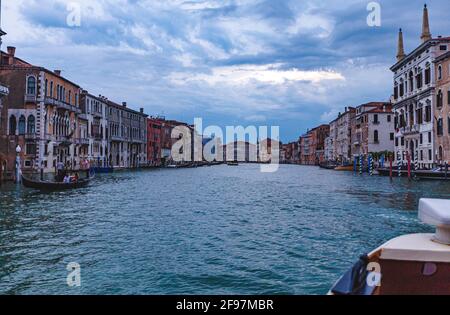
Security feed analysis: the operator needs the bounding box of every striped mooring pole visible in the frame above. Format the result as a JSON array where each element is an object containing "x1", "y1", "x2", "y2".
[
  {"x1": 353, "y1": 156, "x2": 357, "y2": 173},
  {"x1": 397, "y1": 152, "x2": 402, "y2": 178},
  {"x1": 359, "y1": 154, "x2": 363, "y2": 175},
  {"x1": 414, "y1": 151, "x2": 419, "y2": 170},
  {"x1": 368, "y1": 154, "x2": 373, "y2": 176}
]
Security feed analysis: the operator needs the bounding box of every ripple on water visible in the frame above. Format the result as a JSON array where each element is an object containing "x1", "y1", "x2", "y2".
[{"x1": 0, "y1": 165, "x2": 448, "y2": 294}]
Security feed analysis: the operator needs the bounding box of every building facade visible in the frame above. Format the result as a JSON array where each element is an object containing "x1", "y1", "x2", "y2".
[
  {"x1": 351, "y1": 102, "x2": 395, "y2": 157},
  {"x1": 434, "y1": 51, "x2": 450, "y2": 163},
  {"x1": 80, "y1": 91, "x2": 109, "y2": 167},
  {"x1": 0, "y1": 46, "x2": 83, "y2": 175},
  {"x1": 391, "y1": 5, "x2": 450, "y2": 168},
  {"x1": 300, "y1": 124, "x2": 330, "y2": 165},
  {"x1": 147, "y1": 117, "x2": 163, "y2": 166},
  {"x1": 106, "y1": 101, "x2": 148, "y2": 168},
  {"x1": 334, "y1": 107, "x2": 356, "y2": 163}
]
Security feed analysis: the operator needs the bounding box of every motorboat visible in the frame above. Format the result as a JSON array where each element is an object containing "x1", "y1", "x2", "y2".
[{"x1": 329, "y1": 198, "x2": 450, "y2": 295}]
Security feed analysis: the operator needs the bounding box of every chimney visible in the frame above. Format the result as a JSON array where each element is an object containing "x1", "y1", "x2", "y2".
[
  {"x1": 54, "y1": 70, "x2": 61, "y2": 76},
  {"x1": 140, "y1": 108, "x2": 144, "y2": 114},
  {"x1": 396, "y1": 28, "x2": 406, "y2": 62},
  {"x1": 7, "y1": 46, "x2": 15, "y2": 57},
  {"x1": 122, "y1": 102, "x2": 127, "y2": 107},
  {"x1": 421, "y1": 4, "x2": 432, "y2": 43},
  {"x1": 7, "y1": 46, "x2": 15, "y2": 65}
]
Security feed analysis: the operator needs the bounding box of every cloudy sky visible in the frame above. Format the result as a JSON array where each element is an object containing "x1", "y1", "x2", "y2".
[{"x1": 2, "y1": 0, "x2": 449, "y2": 142}]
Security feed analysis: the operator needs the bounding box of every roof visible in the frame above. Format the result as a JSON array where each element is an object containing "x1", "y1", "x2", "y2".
[
  {"x1": 0, "y1": 50, "x2": 81, "y2": 88},
  {"x1": 434, "y1": 51, "x2": 450, "y2": 63},
  {"x1": 391, "y1": 37, "x2": 450, "y2": 71},
  {"x1": 107, "y1": 100, "x2": 148, "y2": 117}
]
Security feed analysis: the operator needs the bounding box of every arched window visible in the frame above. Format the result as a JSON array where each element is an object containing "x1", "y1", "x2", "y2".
[
  {"x1": 9, "y1": 115, "x2": 16, "y2": 135},
  {"x1": 27, "y1": 76, "x2": 36, "y2": 95},
  {"x1": 27, "y1": 115, "x2": 36, "y2": 134},
  {"x1": 18, "y1": 115, "x2": 26, "y2": 135},
  {"x1": 438, "y1": 146, "x2": 443, "y2": 161},
  {"x1": 438, "y1": 65, "x2": 443, "y2": 80}
]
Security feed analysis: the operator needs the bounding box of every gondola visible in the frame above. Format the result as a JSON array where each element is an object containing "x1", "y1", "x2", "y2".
[{"x1": 21, "y1": 174, "x2": 94, "y2": 191}]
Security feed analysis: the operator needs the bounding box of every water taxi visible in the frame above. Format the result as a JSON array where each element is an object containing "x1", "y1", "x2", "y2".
[{"x1": 330, "y1": 198, "x2": 450, "y2": 295}]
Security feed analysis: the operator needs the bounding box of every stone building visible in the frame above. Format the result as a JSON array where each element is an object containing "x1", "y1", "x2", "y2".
[
  {"x1": 80, "y1": 91, "x2": 109, "y2": 167},
  {"x1": 391, "y1": 4, "x2": 450, "y2": 168},
  {"x1": 434, "y1": 51, "x2": 450, "y2": 163},
  {"x1": 0, "y1": 46, "x2": 83, "y2": 174},
  {"x1": 327, "y1": 107, "x2": 356, "y2": 163},
  {"x1": 351, "y1": 102, "x2": 395, "y2": 158},
  {"x1": 106, "y1": 101, "x2": 148, "y2": 168}
]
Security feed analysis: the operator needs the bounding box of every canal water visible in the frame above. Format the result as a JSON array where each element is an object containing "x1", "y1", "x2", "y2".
[{"x1": 0, "y1": 164, "x2": 449, "y2": 295}]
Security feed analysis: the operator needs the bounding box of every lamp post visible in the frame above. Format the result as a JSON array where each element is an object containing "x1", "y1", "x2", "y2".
[{"x1": 15, "y1": 145, "x2": 22, "y2": 183}]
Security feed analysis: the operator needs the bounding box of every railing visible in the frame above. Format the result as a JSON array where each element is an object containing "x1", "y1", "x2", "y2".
[
  {"x1": 402, "y1": 124, "x2": 420, "y2": 135},
  {"x1": 44, "y1": 97, "x2": 81, "y2": 113},
  {"x1": 25, "y1": 94, "x2": 37, "y2": 102},
  {"x1": 75, "y1": 138, "x2": 89, "y2": 145}
]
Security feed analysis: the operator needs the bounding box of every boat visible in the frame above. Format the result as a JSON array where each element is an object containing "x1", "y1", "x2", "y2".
[
  {"x1": 319, "y1": 162, "x2": 338, "y2": 170},
  {"x1": 334, "y1": 165, "x2": 354, "y2": 171},
  {"x1": 227, "y1": 161, "x2": 239, "y2": 166},
  {"x1": 22, "y1": 174, "x2": 94, "y2": 191},
  {"x1": 329, "y1": 198, "x2": 450, "y2": 295}
]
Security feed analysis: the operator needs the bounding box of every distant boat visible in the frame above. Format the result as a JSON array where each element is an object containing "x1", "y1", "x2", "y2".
[
  {"x1": 334, "y1": 165, "x2": 354, "y2": 171},
  {"x1": 22, "y1": 174, "x2": 93, "y2": 191},
  {"x1": 329, "y1": 198, "x2": 450, "y2": 295}
]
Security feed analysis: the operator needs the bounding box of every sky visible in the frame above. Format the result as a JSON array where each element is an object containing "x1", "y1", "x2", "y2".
[{"x1": 1, "y1": 0, "x2": 449, "y2": 142}]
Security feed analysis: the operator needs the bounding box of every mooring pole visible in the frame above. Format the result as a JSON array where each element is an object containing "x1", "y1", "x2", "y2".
[
  {"x1": 407, "y1": 152, "x2": 411, "y2": 180},
  {"x1": 389, "y1": 155, "x2": 393, "y2": 180}
]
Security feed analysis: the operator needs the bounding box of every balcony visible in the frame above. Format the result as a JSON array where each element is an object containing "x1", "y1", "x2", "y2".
[
  {"x1": 75, "y1": 138, "x2": 89, "y2": 145},
  {"x1": 44, "y1": 97, "x2": 81, "y2": 113},
  {"x1": 25, "y1": 94, "x2": 37, "y2": 103},
  {"x1": 24, "y1": 133, "x2": 37, "y2": 140},
  {"x1": 402, "y1": 124, "x2": 420, "y2": 135}
]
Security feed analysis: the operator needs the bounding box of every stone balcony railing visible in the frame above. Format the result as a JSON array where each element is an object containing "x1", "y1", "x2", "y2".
[
  {"x1": 44, "y1": 97, "x2": 81, "y2": 114},
  {"x1": 25, "y1": 94, "x2": 37, "y2": 103},
  {"x1": 401, "y1": 124, "x2": 420, "y2": 135}
]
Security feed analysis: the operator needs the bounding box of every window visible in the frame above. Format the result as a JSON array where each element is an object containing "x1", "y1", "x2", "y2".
[
  {"x1": 437, "y1": 118, "x2": 443, "y2": 135},
  {"x1": 437, "y1": 90, "x2": 443, "y2": 107},
  {"x1": 25, "y1": 143, "x2": 36, "y2": 155},
  {"x1": 27, "y1": 76, "x2": 36, "y2": 95},
  {"x1": 374, "y1": 130, "x2": 379, "y2": 143},
  {"x1": 448, "y1": 90, "x2": 450, "y2": 105},
  {"x1": 440, "y1": 45, "x2": 447, "y2": 51},
  {"x1": 425, "y1": 67, "x2": 431, "y2": 85},
  {"x1": 373, "y1": 114, "x2": 379, "y2": 124},
  {"x1": 428, "y1": 149, "x2": 432, "y2": 161},
  {"x1": 439, "y1": 146, "x2": 443, "y2": 160},
  {"x1": 438, "y1": 65, "x2": 442, "y2": 80},
  {"x1": 390, "y1": 133, "x2": 394, "y2": 141},
  {"x1": 448, "y1": 117, "x2": 450, "y2": 134},
  {"x1": 401, "y1": 137, "x2": 405, "y2": 146},
  {"x1": 18, "y1": 115, "x2": 26, "y2": 135},
  {"x1": 425, "y1": 105, "x2": 432, "y2": 122},
  {"x1": 420, "y1": 133, "x2": 423, "y2": 144},
  {"x1": 395, "y1": 137, "x2": 399, "y2": 146},
  {"x1": 45, "y1": 79, "x2": 48, "y2": 96},
  {"x1": 9, "y1": 115, "x2": 16, "y2": 135},
  {"x1": 27, "y1": 115, "x2": 35, "y2": 134},
  {"x1": 428, "y1": 132, "x2": 432, "y2": 143},
  {"x1": 387, "y1": 115, "x2": 391, "y2": 122},
  {"x1": 50, "y1": 81, "x2": 54, "y2": 97}
]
